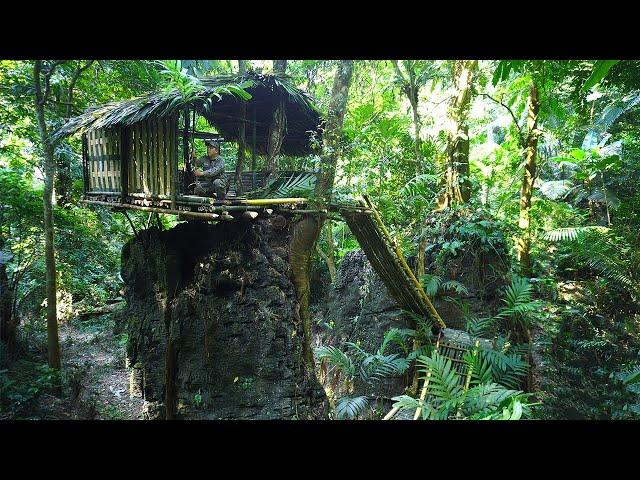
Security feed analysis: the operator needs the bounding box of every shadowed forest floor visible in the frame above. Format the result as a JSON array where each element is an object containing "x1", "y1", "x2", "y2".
[
  {"x1": 8, "y1": 308, "x2": 144, "y2": 420},
  {"x1": 55, "y1": 310, "x2": 143, "y2": 419}
]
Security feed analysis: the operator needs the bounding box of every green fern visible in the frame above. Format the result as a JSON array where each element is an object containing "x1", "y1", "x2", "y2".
[
  {"x1": 394, "y1": 349, "x2": 531, "y2": 420},
  {"x1": 495, "y1": 276, "x2": 540, "y2": 325},
  {"x1": 400, "y1": 173, "x2": 439, "y2": 201},
  {"x1": 420, "y1": 275, "x2": 469, "y2": 297},
  {"x1": 547, "y1": 226, "x2": 640, "y2": 300},
  {"x1": 465, "y1": 316, "x2": 495, "y2": 337},
  {"x1": 420, "y1": 274, "x2": 442, "y2": 297},
  {"x1": 335, "y1": 395, "x2": 369, "y2": 419},
  {"x1": 544, "y1": 225, "x2": 608, "y2": 242},
  {"x1": 249, "y1": 172, "x2": 317, "y2": 199},
  {"x1": 378, "y1": 327, "x2": 414, "y2": 355},
  {"x1": 314, "y1": 345, "x2": 356, "y2": 380}
]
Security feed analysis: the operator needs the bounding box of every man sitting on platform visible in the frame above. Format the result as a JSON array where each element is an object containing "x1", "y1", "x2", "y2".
[{"x1": 192, "y1": 139, "x2": 228, "y2": 200}]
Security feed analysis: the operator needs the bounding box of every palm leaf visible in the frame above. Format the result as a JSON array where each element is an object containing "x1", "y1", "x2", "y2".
[{"x1": 335, "y1": 395, "x2": 369, "y2": 419}]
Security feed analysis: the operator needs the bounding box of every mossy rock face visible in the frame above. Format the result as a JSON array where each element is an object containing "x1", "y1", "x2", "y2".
[{"x1": 121, "y1": 218, "x2": 328, "y2": 419}]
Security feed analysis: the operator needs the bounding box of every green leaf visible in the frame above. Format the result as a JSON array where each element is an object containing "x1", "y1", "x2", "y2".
[
  {"x1": 623, "y1": 369, "x2": 640, "y2": 385},
  {"x1": 581, "y1": 60, "x2": 619, "y2": 92}
]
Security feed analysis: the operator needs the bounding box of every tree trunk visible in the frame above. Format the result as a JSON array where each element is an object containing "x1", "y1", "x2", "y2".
[
  {"x1": 440, "y1": 60, "x2": 478, "y2": 208},
  {"x1": 56, "y1": 60, "x2": 93, "y2": 205},
  {"x1": 264, "y1": 60, "x2": 288, "y2": 178},
  {"x1": 316, "y1": 221, "x2": 337, "y2": 283},
  {"x1": 263, "y1": 101, "x2": 287, "y2": 177},
  {"x1": 0, "y1": 261, "x2": 16, "y2": 360},
  {"x1": 34, "y1": 60, "x2": 61, "y2": 371},
  {"x1": 234, "y1": 60, "x2": 248, "y2": 195},
  {"x1": 315, "y1": 60, "x2": 355, "y2": 205},
  {"x1": 298, "y1": 60, "x2": 354, "y2": 368},
  {"x1": 517, "y1": 83, "x2": 540, "y2": 278},
  {"x1": 273, "y1": 60, "x2": 287, "y2": 73},
  {"x1": 409, "y1": 91, "x2": 422, "y2": 176}
]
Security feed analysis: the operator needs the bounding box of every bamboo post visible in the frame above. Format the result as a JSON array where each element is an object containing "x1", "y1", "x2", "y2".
[
  {"x1": 120, "y1": 126, "x2": 129, "y2": 204},
  {"x1": 383, "y1": 406, "x2": 400, "y2": 421}
]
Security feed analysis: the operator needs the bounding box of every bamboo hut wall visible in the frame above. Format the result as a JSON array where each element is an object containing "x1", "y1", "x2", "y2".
[
  {"x1": 126, "y1": 115, "x2": 177, "y2": 198},
  {"x1": 86, "y1": 127, "x2": 122, "y2": 193}
]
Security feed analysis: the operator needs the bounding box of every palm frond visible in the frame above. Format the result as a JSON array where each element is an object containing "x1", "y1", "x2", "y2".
[
  {"x1": 420, "y1": 274, "x2": 442, "y2": 297},
  {"x1": 441, "y1": 280, "x2": 469, "y2": 296},
  {"x1": 335, "y1": 395, "x2": 369, "y2": 419},
  {"x1": 249, "y1": 172, "x2": 317, "y2": 199},
  {"x1": 400, "y1": 174, "x2": 439, "y2": 201},
  {"x1": 378, "y1": 327, "x2": 414, "y2": 355},
  {"x1": 465, "y1": 316, "x2": 495, "y2": 338},
  {"x1": 495, "y1": 276, "x2": 540, "y2": 323},
  {"x1": 544, "y1": 226, "x2": 608, "y2": 242},
  {"x1": 417, "y1": 351, "x2": 464, "y2": 402},
  {"x1": 314, "y1": 345, "x2": 356, "y2": 380},
  {"x1": 551, "y1": 226, "x2": 640, "y2": 299}
]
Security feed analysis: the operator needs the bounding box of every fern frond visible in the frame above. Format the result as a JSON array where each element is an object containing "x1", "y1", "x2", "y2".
[
  {"x1": 378, "y1": 328, "x2": 414, "y2": 355},
  {"x1": 465, "y1": 316, "x2": 495, "y2": 337},
  {"x1": 420, "y1": 274, "x2": 442, "y2": 297},
  {"x1": 335, "y1": 395, "x2": 369, "y2": 419},
  {"x1": 544, "y1": 225, "x2": 609, "y2": 242},
  {"x1": 400, "y1": 174, "x2": 439, "y2": 201},
  {"x1": 442, "y1": 280, "x2": 469, "y2": 295},
  {"x1": 417, "y1": 351, "x2": 464, "y2": 401},
  {"x1": 314, "y1": 345, "x2": 356, "y2": 380}
]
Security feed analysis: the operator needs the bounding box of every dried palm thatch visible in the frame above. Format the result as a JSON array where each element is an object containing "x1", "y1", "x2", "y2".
[{"x1": 52, "y1": 72, "x2": 322, "y2": 156}]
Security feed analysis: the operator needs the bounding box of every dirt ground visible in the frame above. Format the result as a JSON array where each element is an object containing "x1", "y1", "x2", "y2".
[{"x1": 19, "y1": 308, "x2": 144, "y2": 420}]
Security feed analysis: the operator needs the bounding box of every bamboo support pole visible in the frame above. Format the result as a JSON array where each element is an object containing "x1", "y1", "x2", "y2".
[
  {"x1": 243, "y1": 197, "x2": 307, "y2": 206},
  {"x1": 82, "y1": 200, "x2": 226, "y2": 221},
  {"x1": 383, "y1": 406, "x2": 400, "y2": 420}
]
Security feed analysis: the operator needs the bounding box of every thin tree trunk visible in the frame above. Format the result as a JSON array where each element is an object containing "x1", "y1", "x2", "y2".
[
  {"x1": 264, "y1": 102, "x2": 287, "y2": 176},
  {"x1": 273, "y1": 60, "x2": 287, "y2": 73},
  {"x1": 288, "y1": 60, "x2": 354, "y2": 370},
  {"x1": 57, "y1": 60, "x2": 94, "y2": 205},
  {"x1": 409, "y1": 93, "x2": 422, "y2": 176},
  {"x1": 34, "y1": 60, "x2": 61, "y2": 371},
  {"x1": 0, "y1": 261, "x2": 16, "y2": 360},
  {"x1": 441, "y1": 60, "x2": 478, "y2": 208},
  {"x1": 316, "y1": 221, "x2": 337, "y2": 283},
  {"x1": 517, "y1": 83, "x2": 540, "y2": 278},
  {"x1": 234, "y1": 60, "x2": 248, "y2": 195},
  {"x1": 264, "y1": 60, "x2": 288, "y2": 177},
  {"x1": 314, "y1": 60, "x2": 355, "y2": 204}
]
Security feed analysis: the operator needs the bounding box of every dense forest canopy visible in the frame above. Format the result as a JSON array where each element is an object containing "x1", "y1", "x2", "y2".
[{"x1": 2, "y1": 59, "x2": 640, "y2": 420}]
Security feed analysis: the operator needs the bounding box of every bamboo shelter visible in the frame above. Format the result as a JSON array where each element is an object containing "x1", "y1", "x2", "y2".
[{"x1": 53, "y1": 72, "x2": 323, "y2": 220}]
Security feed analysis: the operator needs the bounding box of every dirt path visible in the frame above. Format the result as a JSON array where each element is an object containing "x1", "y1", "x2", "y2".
[{"x1": 56, "y1": 310, "x2": 144, "y2": 419}]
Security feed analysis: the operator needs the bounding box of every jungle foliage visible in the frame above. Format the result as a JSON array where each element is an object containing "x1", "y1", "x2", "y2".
[{"x1": 2, "y1": 59, "x2": 640, "y2": 420}]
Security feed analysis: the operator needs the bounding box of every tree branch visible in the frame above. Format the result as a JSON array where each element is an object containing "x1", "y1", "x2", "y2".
[
  {"x1": 479, "y1": 92, "x2": 526, "y2": 147},
  {"x1": 65, "y1": 60, "x2": 94, "y2": 118},
  {"x1": 41, "y1": 60, "x2": 65, "y2": 106}
]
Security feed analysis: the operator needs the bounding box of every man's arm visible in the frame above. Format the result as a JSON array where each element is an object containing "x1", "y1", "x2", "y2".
[
  {"x1": 193, "y1": 156, "x2": 205, "y2": 177},
  {"x1": 201, "y1": 157, "x2": 225, "y2": 179}
]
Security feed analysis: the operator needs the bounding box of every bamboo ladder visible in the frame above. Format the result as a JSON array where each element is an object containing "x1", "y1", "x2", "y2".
[
  {"x1": 337, "y1": 195, "x2": 455, "y2": 420},
  {"x1": 339, "y1": 195, "x2": 446, "y2": 331}
]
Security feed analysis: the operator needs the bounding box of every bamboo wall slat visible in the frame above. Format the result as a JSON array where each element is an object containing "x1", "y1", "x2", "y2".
[
  {"x1": 87, "y1": 127, "x2": 122, "y2": 193},
  {"x1": 122, "y1": 116, "x2": 177, "y2": 198}
]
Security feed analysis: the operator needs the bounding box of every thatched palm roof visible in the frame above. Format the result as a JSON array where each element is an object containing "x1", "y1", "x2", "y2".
[{"x1": 53, "y1": 72, "x2": 322, "y2": 156}]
